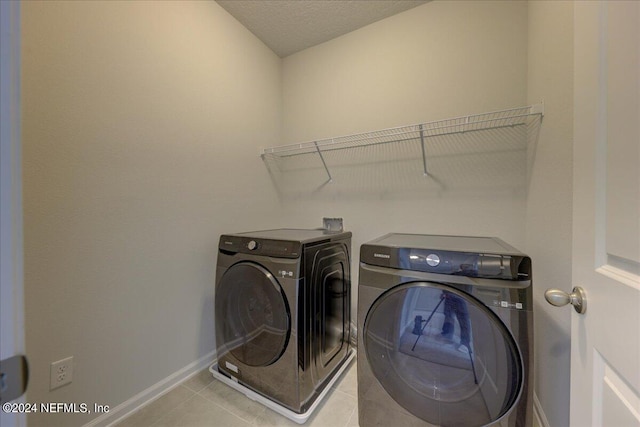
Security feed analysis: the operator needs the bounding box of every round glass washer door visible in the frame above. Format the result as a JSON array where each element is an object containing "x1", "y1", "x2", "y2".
[
  {"x1": 364, "y1": 282, "x2": 522, "y2": 427},
  {"x1": 216, "y1": 262, "x2": 290, "y2": 367}
]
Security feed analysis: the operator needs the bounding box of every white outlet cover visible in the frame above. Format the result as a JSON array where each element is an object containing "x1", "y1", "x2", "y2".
[{"x1": 50, "y1": 356, "x2": 73, "y2": 390}]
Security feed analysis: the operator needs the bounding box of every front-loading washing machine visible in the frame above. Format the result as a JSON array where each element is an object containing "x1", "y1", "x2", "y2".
[
  {"x1": 358, "y1": 233, "x2": 533, "y2": 427},
  {"x1": 214, "y1": 228, "x2": 353, "y2": 417}
]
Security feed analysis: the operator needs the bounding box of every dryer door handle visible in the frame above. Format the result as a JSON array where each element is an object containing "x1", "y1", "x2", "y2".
[{"x1": 544, "y1": 287, "x2": 587, "y2": 314}]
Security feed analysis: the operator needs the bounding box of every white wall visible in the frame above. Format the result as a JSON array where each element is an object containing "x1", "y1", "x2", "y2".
[
  {"x1": 526, "y1": 2, "x2": 574, "y2": 427},
  {"x1": 21, "y1": 2, "x2": 282, "y2": 425},
  {"x1": 280, "y1": 0, "x2": 530, "y2": 310},
  {"x1": 283, "y1": 1, "x2": 528, "y2": 140}
]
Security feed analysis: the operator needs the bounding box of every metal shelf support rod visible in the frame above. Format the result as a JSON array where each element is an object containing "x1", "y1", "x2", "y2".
[
  {"x1": 314, "y1": 141, "x2": 332, "y2": 182},
  {"x1": 419, "y1": 124, "x2": 428, "y2": 175}
]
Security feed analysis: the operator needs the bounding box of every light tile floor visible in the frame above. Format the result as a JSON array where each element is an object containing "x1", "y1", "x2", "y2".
[{"x1": 114, "y1": 361, "x2": 358, "y2": 427}]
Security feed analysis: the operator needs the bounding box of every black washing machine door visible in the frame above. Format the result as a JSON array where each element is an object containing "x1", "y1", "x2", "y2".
[
  {"x1": 363, "y1": 281, "x2": 522, "y2": 427},
  {"x1": 216, "y1": 262, "x2": 290, "y2": 367}
]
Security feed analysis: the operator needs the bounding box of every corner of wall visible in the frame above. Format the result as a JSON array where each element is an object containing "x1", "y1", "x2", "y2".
[{"x1": 525, "y1": 1, "x2": 574, "y2": 427}]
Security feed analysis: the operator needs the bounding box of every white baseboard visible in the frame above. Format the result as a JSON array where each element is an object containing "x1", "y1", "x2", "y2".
[
  {"x1": 533, "y1": 392, "x2": 551, "y2": 427},
  {"x1": 83, "y1": 351, "x2": 216, "y2": 427}
]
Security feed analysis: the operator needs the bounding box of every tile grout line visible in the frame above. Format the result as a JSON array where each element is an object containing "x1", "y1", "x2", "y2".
[
  {"x1": 345, "y1": 406, "x2": 358, "y2": 427},
  {"x1": 147, "y1": 391, "x2": 200, "y2": 427},
  {"x1": 172, "y1": 366, "x2": 357, "y2": 427},
  {"x1": 148, "y1": 389, "x2": 253, "y2": 427},
  {"x1": 195, "y1": 380, "x2": 257, "y2": 426}
]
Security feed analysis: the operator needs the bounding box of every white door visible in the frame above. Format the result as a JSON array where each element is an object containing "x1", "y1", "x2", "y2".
[
  {"x1": 569, "y1": 1, "x2": 640, "y2": 426},
  {"x1": 0, "y1": 1, "x2": 26, "y2": 426}
]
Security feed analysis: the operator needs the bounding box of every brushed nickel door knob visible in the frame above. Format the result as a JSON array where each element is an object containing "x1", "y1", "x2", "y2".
[{"x1": 544, "y1": 287, "x2": 587, "y2": 314}]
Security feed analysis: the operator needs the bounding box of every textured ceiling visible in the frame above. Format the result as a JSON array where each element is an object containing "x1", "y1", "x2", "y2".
[{"x1": 216, "y1": 0, "x2": 429, "y2": 58}]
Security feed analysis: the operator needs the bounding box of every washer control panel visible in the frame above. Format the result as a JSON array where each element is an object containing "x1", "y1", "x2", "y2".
[
  {"x1": 405, "y1": 249, "x2": 517, "y2": 278},
  {"x1": 360, "y1": 244, "x2": 528, "y2": 280},
  {"x1": 425, "y1": 254, "x2": 440, "y2": 267}
]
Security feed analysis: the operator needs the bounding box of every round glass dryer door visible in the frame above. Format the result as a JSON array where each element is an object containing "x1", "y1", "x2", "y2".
[
  {"x1": 216, "y1": 262, "x2": 290, "y2": 367},
  {"x1": 364, "y1": 282, "x2": 522, "y2": 427}
]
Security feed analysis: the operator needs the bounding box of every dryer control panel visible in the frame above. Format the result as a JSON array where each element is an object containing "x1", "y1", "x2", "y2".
[{"x1": 219, "y1": 235, "x2": 302, "y2": 258}]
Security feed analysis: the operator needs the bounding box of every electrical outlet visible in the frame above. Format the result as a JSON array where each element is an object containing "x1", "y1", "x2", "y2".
[{"x1": 50, "y1": 356, "x2": 73, "y2": 390}]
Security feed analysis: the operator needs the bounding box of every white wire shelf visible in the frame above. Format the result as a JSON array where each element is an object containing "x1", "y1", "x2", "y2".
[{"x1": 261, "y1": 103, "x2": 544, "y2": 181}]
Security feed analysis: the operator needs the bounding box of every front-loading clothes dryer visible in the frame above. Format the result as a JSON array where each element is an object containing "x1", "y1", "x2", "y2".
[
  {"x1": 215, "y1": 228, "x2": 353, "y2": 415},
  {"x1": 358, "y1": 233, "x2": 533, "y2": 427}
]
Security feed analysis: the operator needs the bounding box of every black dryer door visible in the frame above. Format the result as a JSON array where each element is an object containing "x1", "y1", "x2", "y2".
[
  {"x1": 215, "y1": 262, "x2": 290, "y2": 367},
  {"x1": 363, "y1": 281, "x2": 522, "y2": 427}
]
